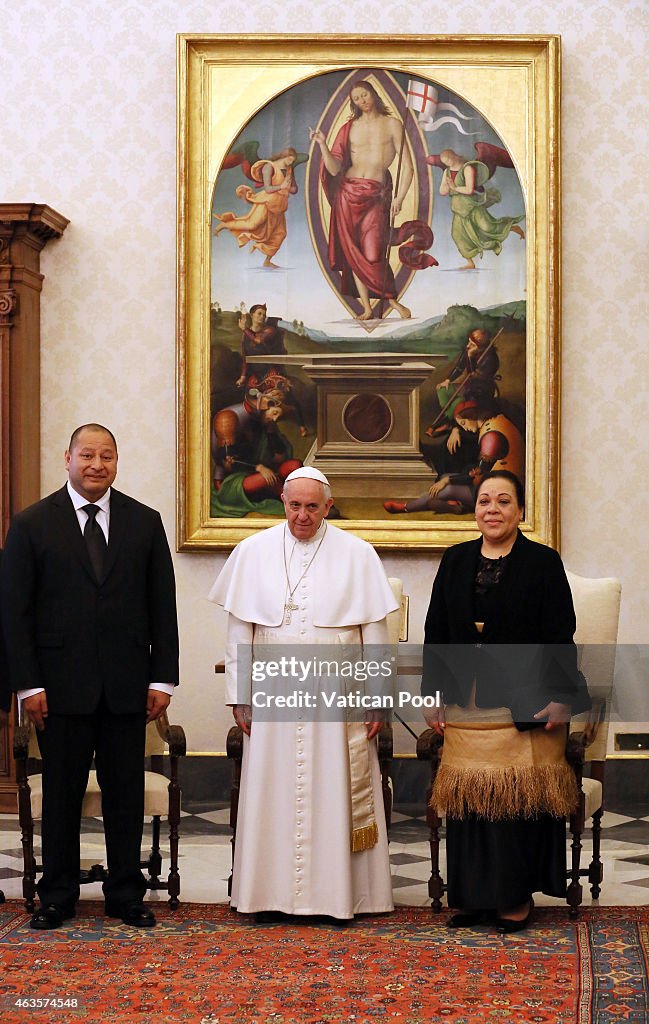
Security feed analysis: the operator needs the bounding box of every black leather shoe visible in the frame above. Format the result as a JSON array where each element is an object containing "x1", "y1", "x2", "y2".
[
  {"x1": 254, "y1": 910, "x2": 289, "y2": 924},
  {"x1": 105, "y1": 901, "x2": 156, "y2": 927},
  {"x1": 30, "y1": 902, "x2": 76, "y2": 930},
  {"x1": 447, "y1": 910, "x2": 489, "y2": 928},
  {"x1": 495, "y1": 898, "x2": 533, "y2": 934}
]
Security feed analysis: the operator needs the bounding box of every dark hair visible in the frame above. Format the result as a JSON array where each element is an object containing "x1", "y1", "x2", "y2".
[
  {"x1": 249, "y1": 303, "x2": 267, "y2": 317},
  {"x1": 68, "y1": 423, "x2": 117, "y2": 452},
  {"x1": 348, "y1": 80, "x2": 390, "y2": 119},
  {"x1": 475, "y1": 470, "x2": 525, "y2": 510},
  {"x1": 468, "y1": 327, "x2": 491, "y2": 347}
]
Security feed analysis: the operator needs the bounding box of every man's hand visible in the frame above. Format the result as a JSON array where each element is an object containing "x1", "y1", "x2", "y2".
[
  {"x1": 23, "y1": 692, "x2": 48, "y2": 731},
  {"x1": 423, "y1": 703, "x2": 446, "y2": 736},
  {"x1": 446, "y1": 427, "x2": 462, "y2": 454},
  {"x1": 146, "y1": 689, "x2": 171, "y2": 723},
  {"x1": 533, "y1": 701, "x2": 571, "y2": 731},
  {"x1": 428, "y1": 475, "x2": 450, "y2": 498},
  {"x1": 233, "y1": 704, "x2": 252, "y2": 736},
  {"x1": 256, "y1": 464, "x2": 278, "y2": 485}
]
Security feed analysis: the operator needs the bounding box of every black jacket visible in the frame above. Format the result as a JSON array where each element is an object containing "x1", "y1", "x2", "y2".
[
  {"x1": 422, "y1": 531, "x2": 587, "y2": 722},
  {"x1": 0, "y1": 486, "x2": 179, "y2": 715}
]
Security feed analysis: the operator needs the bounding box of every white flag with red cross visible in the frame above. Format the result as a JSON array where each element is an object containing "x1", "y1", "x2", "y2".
[{"x1": 406, "y1": 80, "x2": 477, "y2": 135}]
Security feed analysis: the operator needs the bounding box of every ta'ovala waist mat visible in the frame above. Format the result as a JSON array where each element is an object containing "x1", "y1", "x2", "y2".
[{"x1": 431, "y1": 716, "x2": 577, "y2": 821}]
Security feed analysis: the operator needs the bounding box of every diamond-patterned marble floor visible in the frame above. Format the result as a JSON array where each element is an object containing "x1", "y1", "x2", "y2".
[{"x1": 1, "y1": 797, "x2": 647, "y2": 909}]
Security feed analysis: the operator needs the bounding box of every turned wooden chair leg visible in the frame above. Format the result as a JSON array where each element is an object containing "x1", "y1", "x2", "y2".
[
  {"x1": 378, "y1": 722, "x2": 393, "y2": 835},
  {"x1": 145, "y1": 816, "x2": 162, "y2": 885},
  {"x1": 416, "y1": 729, "x2": 446, "y2": 914},
  {"x1": 589, "y1": 807, "x2": 603, "y2": 899},
  {"x1": 226, "y1": 726, "x2": 243, "y2": 899},
  {"x1": 427, "y1": 800, "x2": 445, "y2": 913},
  {"x1": 167, "y1": 757, "x2": 181, "y2": 908},
  {"x1": 567, "y1": 795, "x2": 585, "y2": 919},
  {"x1": 17, "y1": 766, "x2": 37, "y2": 911}
]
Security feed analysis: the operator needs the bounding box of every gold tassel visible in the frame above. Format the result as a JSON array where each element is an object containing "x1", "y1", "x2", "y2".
[{"x1": 351, "y1": 821, "x2": 379, "y2": 852}]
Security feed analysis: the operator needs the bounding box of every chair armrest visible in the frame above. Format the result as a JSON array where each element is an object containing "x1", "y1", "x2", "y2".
[
  {"x1": 416, "y1": 728, "x2": 444, "y2": 761},
  {"x1": 14, "y1": 724, "x2": 31, "y2": 760},
  {"x1": 377, "y1": 721, "x2": 393, "y2": 761},
  {"x1": 155, "y1": 713, "x2": 187, "y2": 757},
  {"x1": 226, "y1": 724, "x2": 243, "y2": 760},
  {"x1": 565, "y1": 731, "x2": 587, "y2": 767}
]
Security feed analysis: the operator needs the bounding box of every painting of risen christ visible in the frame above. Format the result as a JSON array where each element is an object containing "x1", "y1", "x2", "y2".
[
  {"x1": 208, "y1": 65, "x2": 527, "y2": 524},
  {"x1": 307, "y1": 70, "x2": 434, "y2": 324}
]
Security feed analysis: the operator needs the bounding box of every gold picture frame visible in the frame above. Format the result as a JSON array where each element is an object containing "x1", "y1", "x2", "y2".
[{"x1": 177, "y1": 34, "x2": 560, "y2": 550}]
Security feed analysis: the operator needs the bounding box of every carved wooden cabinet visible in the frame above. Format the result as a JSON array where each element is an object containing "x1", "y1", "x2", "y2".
[{"x1": 0, "y1": 203, "x2": 69, "y2": 810}]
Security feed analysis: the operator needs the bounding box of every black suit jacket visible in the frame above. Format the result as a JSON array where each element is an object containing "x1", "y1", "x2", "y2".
[
  {"x1": 0, "y1": 486, "x2": 179, "y2": 715},
  {"x1": 422, "y1": 531, "x2": 585, "y2": 720}
]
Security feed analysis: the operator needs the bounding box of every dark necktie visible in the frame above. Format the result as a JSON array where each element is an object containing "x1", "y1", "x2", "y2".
[{"x1": 82, "y1": 504, "x2": 107, "y2": 581}]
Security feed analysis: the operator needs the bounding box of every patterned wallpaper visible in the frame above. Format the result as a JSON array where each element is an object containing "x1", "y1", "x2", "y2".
[{"x1": 3, "y1": 2, "x2": 648, "y2": 751}]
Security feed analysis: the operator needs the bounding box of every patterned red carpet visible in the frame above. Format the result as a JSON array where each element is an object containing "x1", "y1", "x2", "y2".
[{"x1": 1, "y1": 902, "x2": 648, "y2": 1023}]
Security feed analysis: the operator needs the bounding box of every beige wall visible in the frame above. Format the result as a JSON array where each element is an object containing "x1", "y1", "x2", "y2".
[{"x1": 4, "y1": 2, "x2": 648, "y2": 752}]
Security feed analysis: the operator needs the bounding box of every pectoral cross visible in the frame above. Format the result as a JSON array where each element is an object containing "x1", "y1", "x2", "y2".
[{"x1": 284, "y1": 597, "x2": 299, "y2": 625}]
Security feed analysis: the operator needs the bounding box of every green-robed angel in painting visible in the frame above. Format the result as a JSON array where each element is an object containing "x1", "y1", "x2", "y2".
[{"x1": 437, "y1": 147, "x2": 525, "y2": 270}]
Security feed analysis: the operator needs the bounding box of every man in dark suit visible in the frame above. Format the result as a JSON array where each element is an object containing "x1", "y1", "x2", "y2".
[{"x1": 0, "y1": 424, "x2": 179, "y2": 929}]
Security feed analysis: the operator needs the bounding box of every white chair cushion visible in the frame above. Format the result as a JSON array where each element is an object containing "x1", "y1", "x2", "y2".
[
  {"x1": 566, "y1": 572, "x2": 621, "y2": 762},
  {"x1": 566, "y1": 572, "x2": 621, "y2": 647},
  {"x1": 21, "y1": 769, "x2": 172, "y2": 820},
  {"x1": 387, "y1": 578, "x2": 403, "y2": 646},
  {"x1": 581, "y1": 776, "x2": 603, "y2": 821}
]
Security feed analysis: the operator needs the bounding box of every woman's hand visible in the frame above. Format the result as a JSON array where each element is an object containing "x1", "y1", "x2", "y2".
[
  {"x1": 533, "y1": 701, "x2": 571, "y2": 730},
  {"x1": 423, "y1": 703, "x2": 446, "y2": 736}
]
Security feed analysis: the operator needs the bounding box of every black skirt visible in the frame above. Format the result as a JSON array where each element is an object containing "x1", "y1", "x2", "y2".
[{"x1": 445, "y1": 813, "x2": 567, "y2": 910}]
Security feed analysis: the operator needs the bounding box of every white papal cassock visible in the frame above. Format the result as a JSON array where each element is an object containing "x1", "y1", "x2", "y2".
[{"x1": 209, "y1": 521, "x2": 398, "y2": 918}]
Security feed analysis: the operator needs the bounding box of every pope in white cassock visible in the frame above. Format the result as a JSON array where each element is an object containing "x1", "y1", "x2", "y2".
[{"x1": 209, "y1": 467, "x2": 399, "y2": 920}]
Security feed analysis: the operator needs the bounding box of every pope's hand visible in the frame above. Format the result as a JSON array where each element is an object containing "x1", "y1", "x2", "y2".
[
  {"x1": 365, "y1": 709, "x2": 385, "y2": 741},
  {"x1": 233, "y1": 704, "x2": 252, "y2": 736}
]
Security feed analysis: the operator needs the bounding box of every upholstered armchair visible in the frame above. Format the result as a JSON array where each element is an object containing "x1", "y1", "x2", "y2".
[
  {"x1": 15, "y1": 712, "x2": 186, "y2": 911},
  {"x1": 418, "y1": 571, "x2": 621, "y2": 917}
]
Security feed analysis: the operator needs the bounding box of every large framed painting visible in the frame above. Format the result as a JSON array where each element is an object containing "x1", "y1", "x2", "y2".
[{"x1": 177, "y1": 35, "x2": 560, "y2": 550}]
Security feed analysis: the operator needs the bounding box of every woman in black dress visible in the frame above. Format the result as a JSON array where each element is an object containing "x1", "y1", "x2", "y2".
[{"x1": 422, "y1": 470, "x2": 584, "y2": 932}]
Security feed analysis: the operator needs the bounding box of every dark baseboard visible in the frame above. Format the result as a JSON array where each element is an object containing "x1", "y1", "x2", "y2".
[{"x1": 176, "y1": 755, "x2": 645, "y2": 815}]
